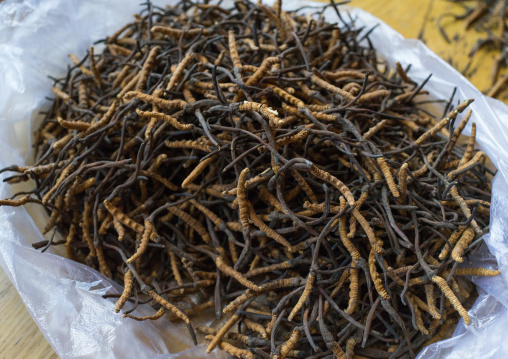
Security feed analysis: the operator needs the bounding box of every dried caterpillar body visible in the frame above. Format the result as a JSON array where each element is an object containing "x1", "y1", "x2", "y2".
[
  {"x1": 455, "y1": 267, "x2": 500, "y2": 276},
  {"x1": 369, "y1": 244, "x2": 390, "y2": 300},
  {"x1": 204, "y1": 335, "x2": 254, "y2": 359},
  {"x1": 123, "y1": 307, "x2": 167, "y2": 321},
  {"x1": 377, "y1": 157, "x2": 399, "y2": 198},
  {"x1": 345, "y1": 260, "x2": 359, "y2": 315},
  {"x1": 166, "y1": 206, "x2": 211, "y2": 243},
  {"x1": 114, "y1": 270, "x2": 134, "y2": 312},
  {"x1": 136, "y1": 109, "x2": 192, "y2": 130},
  {"x1": 135, "y1": 46, "x2": 160, "y2": 91},
  {"x1": 181, "y1": 155, "x2": 217, "y2": 188},
  {"x1": 451, "y1": 228, "x2": 475, "y2": 263},
  {"x1": 432, "y1": 276, "x2": 470, "y2": 325},
  {"x1": 104, "y1": 200, "x2": 144, "y2": 234},
  {"x1": 425, "y1": 284, "x2": 441, "y2": 320},
  {"x1": 439, "y1": 226, "x2": 467, "y2": 260},
  {"x1": 146, "y1": 290, "x2": 190, "y2": 324},
  {"x1": 206, "y1": 314, "x2": 240, "y2": 353},
  {"x1": 237, "y1": 168, "x2": 251, "y2": 231},
  {"x1": 288, "y1": 271, "x2": 315, "y2": 321},
  {"x1": 248, "y1": 204, "x2": 294, "y2": 251},
  {"x1": 216, "y1": 256, "x2": 261, "y2": 291},
  {"x1": 309, "y1": 164, "x2": 355, "y2": 207},
  {"x1": 126, "y1": 220, "x2": 153, "y2": 263}
]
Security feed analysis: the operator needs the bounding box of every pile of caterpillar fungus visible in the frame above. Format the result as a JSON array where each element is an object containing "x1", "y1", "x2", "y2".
[{"x1": 0, "y1": 0, "x2": 498, "y2": 358}]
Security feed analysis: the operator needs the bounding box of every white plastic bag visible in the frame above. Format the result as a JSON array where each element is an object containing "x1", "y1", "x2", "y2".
[{"x1": 0, "y1": 0, "x2": 507, "y2": 358}]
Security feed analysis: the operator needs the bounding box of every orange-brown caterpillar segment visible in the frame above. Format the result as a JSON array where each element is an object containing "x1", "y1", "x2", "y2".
[
  {"x1": 216, "y1": 256, "x2": 261, "y2": 291},
  {"x1": 126, "y1": 219, "x2": 153, "y2": 263},
  {"x1": 338, "y1": 197, "x2": 361, "y2": 260},
  {"x1": 72, "y1": 177, "x2": 96, "y2": 194},
  {"x1": 309, "y1": 164, "x2": 355, "y2": 207},
  {"x1": 265, "y1": 84, "x2": 305, "y2": 108},
  {"x1": 395, "y1": 61, "x2": 412, "y2": 83},
  {"x1": 454, "y1": 267, "x2": 501, "y2": 276},
  {"x1": 278, "y1": 329, "x2": 302, "y2": 359},
  {"x1": 89, "y1": 46, "x2": 104, "y2": 86},
  {"x1": 397, "y1": 162, "x2": 409, "y2": 204},
  {"x1": 169, "y1": 251, "x2": 184, "y2": 295},
  {"x1": 310, "y1": 74, "x2": 355, "y2": 102},
  {"x1": 413, "y1": 304, "x2": 429, "y2": 335},
  {"x1": 345, "y1": 336, "x2": 359, "y2": 359},
  {"x1": 448, "y1": 151, "x2": 485, "y2": 179},
  {"x1": 112, "y1": 218, "x2": 125, "y2": 242},
  {"x1": 206, "y1": 314, "x2": 240, "y2": 353},
  {"x1": 438, "y1": 225, "x2": 467, "y2": 260},
  {"x1": 242, "y1": 56, "x2": 279, "y2": 88},
  {"x1": 139, "y1": 170, "x2": 179, "y2": 191},
  {"x1": 237, "y1": 167, "x2": 251, "y2": 230},
  {"x1": 135, "y1": 46, "x2": 161, "y2": 91},
  {"x1": 303, "y1": 201, "x2": 341, "y2": 214},
  {"x1": 288, "y1": 271, "x2": 316, "y2": 321},
  {"x1": 459, "y1": 122, "x2": 477, "y2": 167},
  {"x1": 332, "y1": 341, "x2": 347, "y2": 359},
  {"x1": 166, "y1": 52, "x2": 194, "y2": 91},
  {"x1": 377, "y1": 157, "x2": 400, "y2": 198},
  {"x1": 424, "y1": 284, "x2": 441, "y2": 320},
  {"x1": 151, "y1": 26, "x2": 210, "y2": 38},
  {"x1": 52, "y1": 86, "x2": 73, "y2": 104},
  {"x1": 446, "y1": 109, "x2": 472, "y2": 152},
  {"x1": 0, "y1": 195, "x2": 31, "y2": 207},
  {"x1": 423, "y1": 318, "x2": 456, "y2": 348},
  {"x1": 369, "y1": 244, "x2": 390, "y2": 299},
  {"x1": 103, "y1": 200, "x2": 144, "y2": 234},
  {"x1": 243, "y1": 318, "x2": 268, "y2": 339},
  {"x1": 42, "y1": 162, "x2": 75, "y2": 204},
  {"x1": 69, "y1": 53, "x2": 93, "y2": 76},
  {"x1": 357, "y1": 89, "x2": 390, "y2": 104},
  {"x1": 146, "y1": 290, "x2": 190, "y2": 324},
  {"x1": 117, "y1": 72, "x2": 141, "y2": 99},
  {"x1": 165, "y1": 139, "x2": 212, "y2": 153},
  {"x1": 415, "y1": 99, "x2": 474, "y2": 146},
  {"x1": 82, "y1": 200, "x2": 97, "y2": 257},
  {"x1": 259, "y1": 4, "x2": 287, "y2": 39},
  {"x1": 204, "y1": 335, "x2": 254, "y2": 359},
  {"x1": 95, "y1": 244, "x2": 112, "y2": 278},
  {"x1": 248, "y1": 204, "x2": 295, "y2": 252},
  {"x1": 451, "y1": 228, "x2": 476, "y2": 263},
  {"x1": 124, "y1": 91, "x2": 187, "y2": 110},
  {"x1": 228, "y1": 30, "x2": 242, "y2": 69},
  {"x1": 166, "y1": 206, "x2": 211, "y2": 243},
  {"x1": 244, "y1": 261, "x2": 293, "y2": 279},
  {"x1": 181, "y1": 155, "x2": 217, "y2": 188},
  {"x1": 352, "y1": 208, "x2": 379, "y2": 252},
  {"x1": 345, "y1": 260, "x2": 359, "y2": 315},
  {"x1": 449, "y1": 186, "x2": 482, "y2": 235},
  {"x1": 114, "y1": 270, "x2": 134, "y2": 312},
  {"x1": 363, "y1": 120, "x2": 387, "y2": 140},
  {"x1": 57, "y1": 117, "x2": 91, "y2": 131},
  {"x1": 188, "y1": 199, "x2": 223, "y2": 229},
  {"x1": 123, "y1": 307, "x2": 167, "y2": 321},
  {"x1": 276, "y1": 128, "x2": 310, "y2": 146},
  {"x1": 82, "y1": 100, "x2": 119, "y2": 136},
  {"x1": 432, "y1": 275, "x2": 470, "y2": 325},
  {"x1": 238, "y1": 101, "x2": 282, "y2": 124}
]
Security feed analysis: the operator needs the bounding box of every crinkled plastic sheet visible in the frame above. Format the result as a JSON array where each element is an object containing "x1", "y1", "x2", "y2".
[{"x1": 0, "y1": 0, "x2": 507, "y2": 358}]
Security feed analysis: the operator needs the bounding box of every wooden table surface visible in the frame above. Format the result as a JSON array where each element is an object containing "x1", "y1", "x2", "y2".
[{"x1": 0, "y1": 1, "x2": 500, "y2": 358}]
